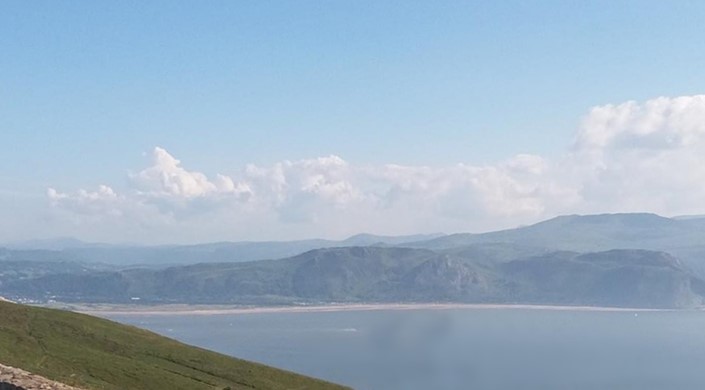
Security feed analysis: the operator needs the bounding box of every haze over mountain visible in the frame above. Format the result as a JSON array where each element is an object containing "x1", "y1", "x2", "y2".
[
  {"x1": 409, "y1": 213, "x2": 705, "y2": 251},
  {"x1": 2, "y1": 233, "x2": 443, "y2": 266},
  {"x1": 5, "y1": 3, "x2": 705, "y2": 390},
  {"x1": 3, "y1": 213, "x2": 705, "y2": 309},
  {"x1": 408, "y1": 213, "x2": 705, "y2": 274},
  {"x1": 4, "y1": 237, "x2": 110, "y2": 251},
  {"x1": 4, "y1": 246, "x2": 703, "y2": 309},
  {"x1": 4, "y1": 212, "x2": 705, "y2": 268}
]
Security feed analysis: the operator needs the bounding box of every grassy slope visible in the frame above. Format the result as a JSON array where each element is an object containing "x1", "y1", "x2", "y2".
[{"x1": 0, "y1": 301, "x2": 349, "y2": 390}]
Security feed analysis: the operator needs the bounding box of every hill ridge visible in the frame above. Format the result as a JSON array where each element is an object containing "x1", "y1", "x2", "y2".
[{"x1": 3, "y1": 247, "x2": 703, "y2": 309}]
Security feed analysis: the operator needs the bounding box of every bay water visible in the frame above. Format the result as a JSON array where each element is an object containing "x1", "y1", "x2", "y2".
[{"x1": 105, "y1": 308, "x2": 705, "y2": 390}]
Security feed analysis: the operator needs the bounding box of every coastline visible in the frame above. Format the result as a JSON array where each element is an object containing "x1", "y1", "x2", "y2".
[{"x1": 66, "y1": 302, "x2": 674, "y2": 316}]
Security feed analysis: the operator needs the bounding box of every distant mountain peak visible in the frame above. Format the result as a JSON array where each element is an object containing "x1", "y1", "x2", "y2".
[
  {"x1": 341, "y1": 233, "x2": 445, "y2": 246},
  {"x1": 538, "y1": 212, "x2": 671, "y2": 225},
  {"x1": 5, "y1": 237, "x2": 96, "y2": 250}
]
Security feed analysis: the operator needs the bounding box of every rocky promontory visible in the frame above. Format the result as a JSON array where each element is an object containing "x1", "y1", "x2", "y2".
[{"x1": 0, "y1": 364, "x2": 82, "y2": 390}]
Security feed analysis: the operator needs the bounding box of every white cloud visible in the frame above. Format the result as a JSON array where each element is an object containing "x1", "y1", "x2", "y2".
[
  {"x1": 567, "y1": 95, "x2": 705, "y2": 216},
  {"x1": 130, "y1": 147, "x2": 252, "y2": 199},
  {"x1": 46, "y1": 94, "x2": 705, "y2": 243},
  {"x1": 48, "y1": 185, "x2": 124, "y2": 217},
  {"x1": 574, "y1": 95, "x2": 705, "y2": 151}
]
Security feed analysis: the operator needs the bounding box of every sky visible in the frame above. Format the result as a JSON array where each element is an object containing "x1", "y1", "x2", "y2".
[{"x1": 2, "y1": 1, "x2": 705, "y2": 244}]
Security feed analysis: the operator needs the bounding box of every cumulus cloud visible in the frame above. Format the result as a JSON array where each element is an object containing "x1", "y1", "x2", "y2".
[
  {"x1": 48, "y1": 185, "x2": 124, "y2": 217},
  {"x1": 575, "y1": 95, "x2": 705, "y2": 151},
  {"x1": 130, "y1": 147, "x2": 252, "y2": 199},
  {"x1": 243, "y1": 155, "x2": 366, "y2": 223},
  {"x1": 46, "y1": 94, "x2": 705, "y2": 242},
  {"x1": 567, "y1": 95, "x2": 705, "y2": 215}
]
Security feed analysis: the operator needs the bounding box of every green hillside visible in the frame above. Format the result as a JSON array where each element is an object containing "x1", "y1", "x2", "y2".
[{"x1": 0, "y1": 300, "x2": 349, "y2": 390}]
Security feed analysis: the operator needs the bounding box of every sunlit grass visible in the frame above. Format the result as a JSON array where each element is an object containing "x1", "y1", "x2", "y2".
[{"x1": 0, "y1": 300, "x2": 349, "y2": 390}]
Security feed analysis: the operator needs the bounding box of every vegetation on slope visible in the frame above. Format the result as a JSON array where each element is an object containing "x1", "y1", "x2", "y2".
[{"x1": 0, "y1": 300, "x2": 349, "y2": 390}]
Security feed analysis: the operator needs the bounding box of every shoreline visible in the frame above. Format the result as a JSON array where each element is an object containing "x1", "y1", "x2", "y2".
[{"x1": 66, "y1": 302, "x2": 678, "y2": 316}]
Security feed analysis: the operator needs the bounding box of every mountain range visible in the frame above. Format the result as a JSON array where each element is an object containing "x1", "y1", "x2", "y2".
[
  {"x1": 3, "y1": 213, "x2": 705, "y2": 309},
  {"x1": 2, "y1": 233, "x2": 443, "y2": 266}
]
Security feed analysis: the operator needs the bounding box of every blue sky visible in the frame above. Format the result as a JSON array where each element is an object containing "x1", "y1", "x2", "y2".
[{"x1": 2, "y1": 1, "x2": 705, "y2": 243}]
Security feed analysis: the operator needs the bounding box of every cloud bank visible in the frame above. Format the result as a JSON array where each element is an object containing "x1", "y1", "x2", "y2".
[{"x1": 48, "y1": 95, "x2": 705, "y2": 243}]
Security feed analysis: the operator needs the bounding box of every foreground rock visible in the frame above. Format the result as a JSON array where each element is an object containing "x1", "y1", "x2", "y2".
[{"x1": 0, "y1": 364, "x2": 82, "y2": 390}]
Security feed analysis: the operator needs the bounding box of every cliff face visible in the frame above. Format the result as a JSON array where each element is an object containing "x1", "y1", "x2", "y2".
[{"x1": 0, "y1": 364, "x2": 83, "y2": 390}]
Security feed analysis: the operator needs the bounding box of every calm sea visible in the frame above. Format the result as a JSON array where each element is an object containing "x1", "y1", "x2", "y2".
[{"x1": 104, "y1": 308, "x2": 705, "y2": 390}]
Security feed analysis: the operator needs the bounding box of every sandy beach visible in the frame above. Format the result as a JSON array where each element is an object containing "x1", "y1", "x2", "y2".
[{"x1": 70, "y1": 302, "x2": 670, "y2": 316}]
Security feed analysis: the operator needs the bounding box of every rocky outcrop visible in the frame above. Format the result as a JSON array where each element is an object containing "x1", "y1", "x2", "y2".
[{"x1": 0, "y1": 364, "x2": 83, "y2": 390}]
